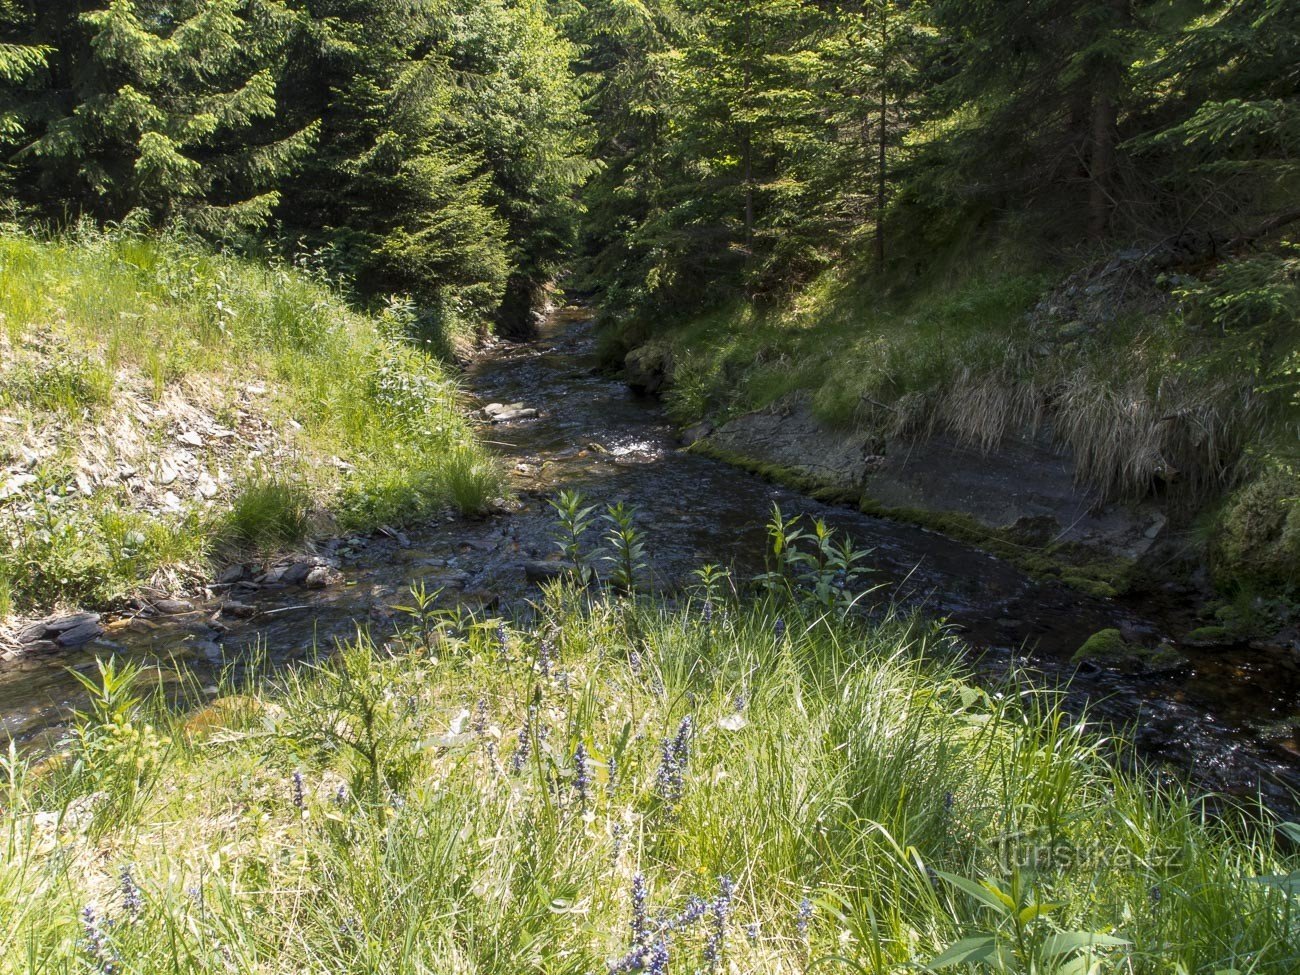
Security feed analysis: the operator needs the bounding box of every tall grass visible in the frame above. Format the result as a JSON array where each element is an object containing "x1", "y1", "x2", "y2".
[
  {"x1": 0, "y1": 227, "x2": 502, "y2": 615},
  {"x1": 653, "y1": 252, "x2": 1289, "y2": 509},
  {"x1": 2, "y1": 588, "x2": 1295, "y2": 974}
]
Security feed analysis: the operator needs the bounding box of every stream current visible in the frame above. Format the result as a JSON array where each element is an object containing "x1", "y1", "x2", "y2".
[{"x1": 3, "y1": 309, "x2": 1298, "y2": 810}]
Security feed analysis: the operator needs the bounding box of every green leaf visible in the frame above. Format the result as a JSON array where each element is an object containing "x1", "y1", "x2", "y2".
[
  {"x1": 932, "y1": 871, "x2": 1013, "y2": 915},
  {"x1": 926, "y1": 936, "x2": 998, "y2": 970},
  {"x1": 1039, "y1": 931, "x2": 1129, "y2": 958}
]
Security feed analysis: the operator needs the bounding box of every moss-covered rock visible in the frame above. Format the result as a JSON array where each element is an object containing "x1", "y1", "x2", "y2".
[
  {"x1": 1215, "y1": 465, "x2": 1300, "y2": 592},
  {"x1": 1073, "y1": 628, "x2": 1189, "y2": 674}
]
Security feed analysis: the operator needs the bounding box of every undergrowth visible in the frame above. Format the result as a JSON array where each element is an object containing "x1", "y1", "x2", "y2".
[
  {"x1": 2, "y1": 578, "x2": 1297, "y2": 974},
  {"x1": 0, "y1": 226, "x2": 502, "y2": 616}
]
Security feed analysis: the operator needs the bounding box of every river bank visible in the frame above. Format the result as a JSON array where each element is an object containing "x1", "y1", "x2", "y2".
[{"x1": 4, "y1": 308, "x2": 1299, "y2": 813}]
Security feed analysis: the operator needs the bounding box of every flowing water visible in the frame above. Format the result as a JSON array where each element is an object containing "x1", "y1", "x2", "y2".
[{"x1": 3, "y1": 308, "x2": 1298, "y2": 810}]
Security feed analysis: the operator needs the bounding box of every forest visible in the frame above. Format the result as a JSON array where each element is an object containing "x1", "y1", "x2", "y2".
[{"x1": 0, "y1": 1, "x2": 1299, "y2": 973}]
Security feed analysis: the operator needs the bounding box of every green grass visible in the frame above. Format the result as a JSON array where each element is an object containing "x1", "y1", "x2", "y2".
[
  {"x1": 0, "y1": 227, "x2": 503, "y2": 616},
  {"x1": 2, "y1": 588, "x2": 1297, "y2": 974},
  {"x1": 647, "y1": 250, "x2": 1296, "y2": 506}
]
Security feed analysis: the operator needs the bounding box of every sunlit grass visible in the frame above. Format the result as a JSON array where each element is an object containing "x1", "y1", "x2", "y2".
[
  {"x1": 0, "y1": 227, "x2": 503, "y2": 614},
  {"x1": 1, "y1": 589, "x2": 1296, "y2": 974}
]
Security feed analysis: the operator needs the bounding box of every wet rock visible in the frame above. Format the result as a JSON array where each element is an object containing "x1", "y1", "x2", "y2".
[
  {"x1": 281, "y1": 560, "x2": 318, "y2": 585},
  {"x1": 708, "y1": 394, "x2": 875, "y2": 495},
  {"x1": 56, "y1": 621, "x2": 103, "y2": 647},
  {"x1": 192, "y1": 640, "x2": 223, "y2": 663},
  {"x1": 153, "y1": 598, "x2": 195, "y2": 615},
  {"x1": 1072, "y1": 628, "x2": 1189, "y2": 675},
  {"x1": 524, "y1": 561, "x2": 567, "y2": 584},
  {"x1": 680, "y1": 421, "x2": 714, "y2": 446},
  {"x1": 220, "y1": 599, "x2": 257, "y2": 618},
  {"x1": 625, "y1": 344, "x2": 673, "y2": 395},
  {"x1": 216, "y1": 563, "x2": 247, "y2": 584},
  {"x1": 46, "y1": 612, "x2": 101, "y2": 634},
  {"x1": 16, "y1": 620, "x2": 52, "y2": 644},
  {"x1": 305, "y1": 565, "x2": 343, "y2": 589}
]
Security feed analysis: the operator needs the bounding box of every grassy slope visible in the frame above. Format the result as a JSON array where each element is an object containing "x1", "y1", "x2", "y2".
[
  {"x1": 0, "y1": 230, "x2": 503, "y2": 618},
  {"x1": 636, "y1": 245, "x2": 1300, "y2": 616},
  {"x1": 1, "y1": 589, "x2": 1296, "y2": 973}
]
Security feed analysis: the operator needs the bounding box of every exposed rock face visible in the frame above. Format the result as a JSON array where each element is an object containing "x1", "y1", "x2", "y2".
[
  {"x1": 705, "y1": 395, "x2": 1163, "y2": 561},
  {"x1": 624, "y1": 345, "x2": 673, "y2": 396},
  {"x1": 707, "y1": 396, "x2": 877, "y2": 495}
]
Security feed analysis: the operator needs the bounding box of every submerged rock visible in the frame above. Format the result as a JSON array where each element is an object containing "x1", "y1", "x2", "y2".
[{"x1": 1072, "y1": 628, "x2": 1189, "y2": 675}]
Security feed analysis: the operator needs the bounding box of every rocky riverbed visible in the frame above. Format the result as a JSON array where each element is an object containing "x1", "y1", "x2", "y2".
[{"x1": 3, "y1": 307, "x2": 1298, "y2": 811}]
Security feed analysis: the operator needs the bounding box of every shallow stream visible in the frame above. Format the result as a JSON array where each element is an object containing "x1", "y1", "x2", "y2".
[{"x1": 3, "y1": 309, "x2": 1298, "y2": 810}]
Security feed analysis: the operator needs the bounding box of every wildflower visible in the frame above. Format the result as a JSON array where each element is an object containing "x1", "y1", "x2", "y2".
[
  {"x1": 496, "y1": 623, "x2": 510, "y2": 659},
  {"x1": 629, "y1": 650, "x2": 642, "y2": 676},
  {"x1": 774, "y1": 618, "x2": 786, "y2": 640},
  {"x1": 512, "y1": 707, "x2": 535, "y2": 774},
  {"x1": 607, "y1": 754, "x2": 619, "y2": 796},
  {"x1": 611, "y1": 822, "x2": 625, "y2": 863},
  {"x1": 631, "y1": 872, "x2": 649, "y2": 947},
  {"x1": 645, "y1": 938, "x2": 669, "y2": 975},
  {"x1": 702, "y1": 599, "x2": 713, "y2": 625},
  {"x1": 1149, "y1": 885, "x2": 1163, "y2": 905},
  {"x1": 574, "y1": 742, "x2": 593, "y2": 809},
  {"x1": 334, "y1": 783, "x2": 348, "y2": 806},
  {"x1": 672, "y1": 716, "x2": 694, "y2": 766},
  {"x1": 732, "y1": 691, "x2": 746, "y2": 714},
  {"x1": 703, "y1": 876, "x2": 734, "y2": 973},
  {"x1": 745, "y1": 922, "x2": 760, "y2": 944},
  {"x1": 473, "y1": 698, "x2": 489, "y2": 734},
  {"x1": 655, "y1": 716, "x2": 695, "y2": 807},
  {"x1": 796, "y1": 897, "x2": 813, "y2": 938},
  {"x1": 661, "y1": 895, "x2": 708, "y2": 933},
  {"x1": 292, "y1": 770, "x2": 305, "y2": 810},
  {"x1": 119, "y1": 866, "x2": 143, "y2": 918},
  {"x1": 81, "y1": 905, "x2": 118, "y2": 974},
  {"x1": 538, "y1": 639, "x2": 555, "y2": 677},
  {"x1": 943, "y1": 791, "x2": 955, "y2": 812}
]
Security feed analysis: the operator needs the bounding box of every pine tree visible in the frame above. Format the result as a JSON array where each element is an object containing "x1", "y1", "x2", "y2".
[{"x1": 26, "y1": 0, "x2": 317, "y2": 233}]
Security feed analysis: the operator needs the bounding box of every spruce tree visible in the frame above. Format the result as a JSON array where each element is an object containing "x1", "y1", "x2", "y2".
[{"x1": 26, "y1": 0, "x2": 317, "y2": 232}]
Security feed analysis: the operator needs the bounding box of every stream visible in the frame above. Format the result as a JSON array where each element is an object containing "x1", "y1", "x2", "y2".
[{"x1": 3, "y1": 308, "x2": 1298, "y2": 811}]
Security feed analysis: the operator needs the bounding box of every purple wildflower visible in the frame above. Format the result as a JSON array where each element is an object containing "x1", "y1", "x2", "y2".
[
  {"x1": 774, "y1": 618, "x2": 786, "y2": 640},
  {"x1": 292, "y1": 770, "x2": 305, "y2": 810},
  {"x1": 631, "y1": 872, "x2": 649, "y2": 947},
  {"x1": 745, "y1": 922, "x2": 760, "y2": 944},
  {"x1": 119, "y1": 866, "x2": 143, "y2": 918},
  {"x1": 81, "y1": 905, "x2": 118, "y2": 974},
  {"x1": 645, "y1": 939, "x2": 669, "y2": 975},
  {"x1": 512, "y1": 707, "x2": 535, "y2": 774},
  {"x1": 334, "y1": 783, "x2": 348, "y2": 806},
  {"x1": 796, "y1": 897, "x2": 813, "y2": 938},
  {"x1": 473, "y1": 698, "x2": 488, "y2": 734},
  {"x1": 574, "y1": 742, "x2": 593, "y2": 809},
  {"x1": 537, "y1": 639, "x2": 555, "y2": 677},
  {"x1": 703, "y1": 876, "x2": 734, "y2": 973},
  {"x1": 701, "y1": 600, "x2": 713, "y2": 625},
  {"x1": 607, "y1": 754, "x2": 619, "y2": 796}
]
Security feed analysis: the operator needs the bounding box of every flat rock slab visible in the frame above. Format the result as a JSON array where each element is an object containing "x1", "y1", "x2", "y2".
[
  {"x1": 707, "y1": 395, "x2": 1157, "y2": 560},
  {"x1": 708, "y1": 396, "x2": 875, "y2": 494}
]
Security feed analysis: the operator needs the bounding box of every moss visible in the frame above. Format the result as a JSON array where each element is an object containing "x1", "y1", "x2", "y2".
[
  {"x1": 1072, "y1": 628, "x2": 1130, "y2": 663},
  {"x1": 857, "y1": 495, "x2": 1134, "y2": 598},
  {"x1": 688, "y1": 441, "x2": 860, "y2": 504},
  {"x1": 1214, "y1": 465, "x2": 1300, "y2": 592},
  {"x1": 1073, "y1": 628, "x2": 1189, "y2": 673}
]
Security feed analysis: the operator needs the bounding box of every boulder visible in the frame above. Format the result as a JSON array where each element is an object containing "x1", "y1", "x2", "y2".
[{"x1": 625, "y1": 345, "x2": 673, "y2": 396}]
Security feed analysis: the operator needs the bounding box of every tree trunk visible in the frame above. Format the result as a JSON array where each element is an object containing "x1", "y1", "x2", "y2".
[
  {"x1": 1087, "y1": 87, "x2": 1116, "y2": 241},
  {"x1": 875, "y1": 9, "x2": 888, "y2": 272}
]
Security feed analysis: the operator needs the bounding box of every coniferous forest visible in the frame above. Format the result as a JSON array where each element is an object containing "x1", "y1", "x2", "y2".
[{"x1": 1, "y1": 2, "x2": 1300, "y2": 973}]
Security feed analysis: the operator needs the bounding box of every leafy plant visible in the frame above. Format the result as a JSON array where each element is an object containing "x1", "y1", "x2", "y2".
[
  {"x1": 601, "y1": 501, "x2": 647, "y2": 593},
  {"x1": 550, "y1": 489, "x2": 599, "y2": 583},
  {"x1": 927, "y1": 869, "x2": 1128, "y2": 974}
]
